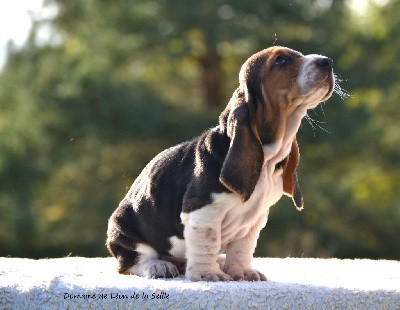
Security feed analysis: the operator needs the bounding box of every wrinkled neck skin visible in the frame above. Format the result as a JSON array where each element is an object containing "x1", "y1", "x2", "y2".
[
  {"x1": 262, "y1": 89, "x2": 313, "y2": 166},
  {"x1": 219, "y1": 83, "x2": 322, "y2": 175},
  {"x1": 219, "y1": 87, "x2": 310, "y2": 159}
]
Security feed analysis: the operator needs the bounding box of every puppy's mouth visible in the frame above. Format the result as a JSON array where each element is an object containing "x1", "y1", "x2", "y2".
[{"x1": 303, "y1": 73, "x2": 335, "y2": 109}]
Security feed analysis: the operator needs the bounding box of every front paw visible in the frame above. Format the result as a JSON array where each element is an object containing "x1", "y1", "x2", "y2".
[
  {"x1": 224, "y1": 266, "x2": 267, "y2": 281},
  {"x1": 186, "y1": 268, "x2": 232, "y2": 282},
  {"x1": 243, "y1": 269, "x2": 267, "y2": 281}
]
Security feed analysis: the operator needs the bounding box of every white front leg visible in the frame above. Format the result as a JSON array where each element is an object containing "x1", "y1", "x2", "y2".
[
  {"x1": 181, "y1": 208, "x2": 232, "y2": 282},
  {"x1": 223, "y1": 213, "x2": 268, "y2": 281}
]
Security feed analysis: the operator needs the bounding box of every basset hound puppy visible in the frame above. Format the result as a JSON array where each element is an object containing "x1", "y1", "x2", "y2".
[{"x1": 106, "y1": 46, "x2": 335, "y2": 281}]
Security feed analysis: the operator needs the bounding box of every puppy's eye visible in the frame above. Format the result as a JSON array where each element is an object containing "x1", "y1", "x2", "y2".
[{"x1": 274, "y1": 55, "x2": 290, "y2": 67}]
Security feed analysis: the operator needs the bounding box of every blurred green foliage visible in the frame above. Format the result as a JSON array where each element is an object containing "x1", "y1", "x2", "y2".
[{"x1": 0, "y1": 0, "x2": 399, "y2": 259}]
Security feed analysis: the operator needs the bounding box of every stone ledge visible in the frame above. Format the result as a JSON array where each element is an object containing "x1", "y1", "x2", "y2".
[{"x1": 0, "y1": 257, "x2": 399, "y2": 309}]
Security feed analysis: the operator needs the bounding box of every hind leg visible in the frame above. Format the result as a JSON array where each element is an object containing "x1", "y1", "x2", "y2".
[
  {"x1": 109, "y1": 240, "x2": 179, "y2": 278},
  {"x1": 106, "y1": 214, "x2": 179, "y2": 278},
  {"x1": 126, "y1": 244, "x2": 179, "y2": 278}
]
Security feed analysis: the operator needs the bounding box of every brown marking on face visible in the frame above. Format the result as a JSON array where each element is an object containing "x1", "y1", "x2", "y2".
[
  {"x1": 239, "y1": 47, "x2": 304, "y2": 144},
  {"x1": 240, "y1": 46, "x2": 333, "y2": 144}
]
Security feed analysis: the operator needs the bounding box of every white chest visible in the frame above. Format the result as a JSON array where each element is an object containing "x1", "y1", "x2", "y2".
[
  {"x1": 217, "y1": 156, "x2": 284, "y2": 250},
  {"x1": 179, "y1": 141, "x2": 293, "y2": 257}
]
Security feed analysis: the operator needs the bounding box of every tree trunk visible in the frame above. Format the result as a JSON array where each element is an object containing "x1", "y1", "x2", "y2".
[{"x1": 200, "y1": 48, "x2": 222, "y2": 108}]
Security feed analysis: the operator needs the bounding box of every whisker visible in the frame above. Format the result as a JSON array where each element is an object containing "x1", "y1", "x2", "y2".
[
  {"x1": 308, "y1": 115, "x2": 326, "y2": 124},
  {"x1": 304, "y1": 73, "x2": 344, "y2": 136},
  {"x1": 305, "y1": 114, "x2": 317, "y2": 137},
  {"x1": 311, "y1": 108, "x2": 319, "y2": 116},
  {"x1": 311, "y1": 106, "x2": 327, "y2": 123},
  {"x1": 305, "y1": 113, "x2": 330, "y2": 134},
  {"x1": 320, "y1": 101, "x2": 327, "y2": 118},
  {"x1": 333, "y1": 74, "x2": 350, "y2": 100}
]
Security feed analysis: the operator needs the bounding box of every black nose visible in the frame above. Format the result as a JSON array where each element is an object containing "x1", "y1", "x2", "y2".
[{"x1": 316, "y1": 57, "x2": 333, "y2": 69}]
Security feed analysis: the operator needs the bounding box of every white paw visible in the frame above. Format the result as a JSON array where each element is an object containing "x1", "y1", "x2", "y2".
[
  {"x1": 224, "y1": 266, "x2": 267, "y2": 281},
  {"x1": 143, "y1": 260, "x2": 179, "y2": 278},
  {"x1": 243, "y1": 268, "x2": 267, "y2": 281},
  {"x1": 186, "y1": 268, "x2": 232, "y2": 282}
]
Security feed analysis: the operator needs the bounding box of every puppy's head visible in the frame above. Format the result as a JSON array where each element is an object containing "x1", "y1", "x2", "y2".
[
  {"x1": 239, "y1": 46, "x2": 334, "y2": 143},
  {"x1": 220, "y1": 46, "x2": 335, "y2": 208}
]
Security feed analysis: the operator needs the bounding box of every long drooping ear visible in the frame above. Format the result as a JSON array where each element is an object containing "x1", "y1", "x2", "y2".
[
  {"x1": 283, "y1": 138, "x2": 304, "y2": 210},
  {"x1": 220, "y1": 104, "x2": 264, "y2": 203}
]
